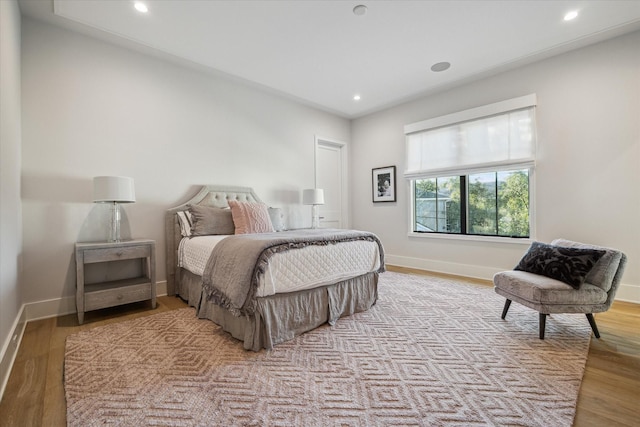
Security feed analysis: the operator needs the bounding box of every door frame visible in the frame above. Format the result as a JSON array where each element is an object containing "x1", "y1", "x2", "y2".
[{"x1": 314, "y1": 135, "x2": 349, "y2": 229}]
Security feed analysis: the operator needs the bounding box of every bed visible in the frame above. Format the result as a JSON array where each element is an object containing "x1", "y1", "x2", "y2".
[{"x1": 166, "y1": 185, "x2": 385, "y2": 351}]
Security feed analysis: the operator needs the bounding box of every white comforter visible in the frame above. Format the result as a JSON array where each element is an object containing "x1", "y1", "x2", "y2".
[{"x1": 178, "y1": 234, "x2": 381, "y2": 297}]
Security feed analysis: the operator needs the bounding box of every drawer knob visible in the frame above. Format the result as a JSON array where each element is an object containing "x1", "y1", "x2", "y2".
[{"x1": 117, "y1": 294, "x2": 124, "y2": 300}]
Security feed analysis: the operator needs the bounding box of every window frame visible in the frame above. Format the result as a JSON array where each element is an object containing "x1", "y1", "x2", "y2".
[{"x1": 408, "y1": 165, "x2": 536, "y2": 243}]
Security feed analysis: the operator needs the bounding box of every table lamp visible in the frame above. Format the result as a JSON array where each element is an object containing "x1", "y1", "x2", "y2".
[
  {"x1": 302, "y1": 188, "x2": 324, "y2": 229},
  {"x1": 93, "y1": 176, "x2": 136, "y2": 242}
]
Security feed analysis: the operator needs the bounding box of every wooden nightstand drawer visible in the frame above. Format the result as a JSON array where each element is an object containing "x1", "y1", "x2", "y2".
[
  {"x1": 83, "y1": 244, "x2": 151, "y2": 263},
  {"x1": 84, "y1": 279, "x2": 152, "y2": 311}
]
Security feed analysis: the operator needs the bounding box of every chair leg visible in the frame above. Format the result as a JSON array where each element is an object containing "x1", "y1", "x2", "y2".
[
  {"x1": 586, "y1": 313, "x2": 601, "y2": 339},
  {"x1": 501, "y1": 299, "x2": 512, "y2": 319},
  {"x1": 539, "y1": 313, "x2": 547, "y2": 339}
]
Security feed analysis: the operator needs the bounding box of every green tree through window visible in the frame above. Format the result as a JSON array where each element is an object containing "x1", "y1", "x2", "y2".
[
  {"x1": 413, "y1": 169, "x2": 529, "y2": 238},
  {"x1": 498, "y1": 170, "x2": 529, "y2": 237}
]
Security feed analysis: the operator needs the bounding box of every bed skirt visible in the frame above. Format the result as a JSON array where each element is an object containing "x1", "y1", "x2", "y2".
[{"x1": 177, "y1": 268, "x2": 379, "y2": 351}]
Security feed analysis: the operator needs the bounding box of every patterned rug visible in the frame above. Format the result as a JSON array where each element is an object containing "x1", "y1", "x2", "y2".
[{"x1": 64, "y1": 272, "x2": 591, "y2": 426}]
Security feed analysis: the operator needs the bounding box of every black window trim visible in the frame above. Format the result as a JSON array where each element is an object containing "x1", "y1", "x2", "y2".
[{"x1": 411, "y1": 168, "x2": 532, "y2": 240}]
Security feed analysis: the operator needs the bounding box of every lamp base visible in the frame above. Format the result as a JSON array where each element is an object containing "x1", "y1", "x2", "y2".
[
  {"x1": 109, "y1": 202, "x2": 122, "y2": 242},
  {"x1": 311, "y1": 204, "x2": 320, "y2": 229}
]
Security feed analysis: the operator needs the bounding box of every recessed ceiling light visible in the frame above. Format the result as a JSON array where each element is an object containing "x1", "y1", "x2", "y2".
[
  {"x1": 564, "y1": 10, "x2": 578, "y2": 21},
  {"x1": 353, "y1": 94, "x2": 361, "y2": 101},
  {"x1": 353, "y1": 5, "x2": 367, "y2": 16},
  {"x1": 430, "y1": 62, "x2": 451, "y2": 72},
  {"x1": 134, "y1": 2, "x2": 148, "y2": 13}
]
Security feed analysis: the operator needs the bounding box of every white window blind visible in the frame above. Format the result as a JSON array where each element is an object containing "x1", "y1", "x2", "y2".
[{"x1": 404, "y1": 94, "x2": 537, "y2": 178}]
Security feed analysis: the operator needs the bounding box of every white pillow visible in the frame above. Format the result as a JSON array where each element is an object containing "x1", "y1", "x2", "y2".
[
  {"x1": 177, "y1": 211, "x2": 192, "y2": 237},
  {"x1": 268, "y1": 207, "x2": 286, "y2": 232}
]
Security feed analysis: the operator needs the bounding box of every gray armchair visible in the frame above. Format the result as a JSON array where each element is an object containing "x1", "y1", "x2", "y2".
[{"x1": 494, "y1": 239, "x2": 627, "y2": 339}]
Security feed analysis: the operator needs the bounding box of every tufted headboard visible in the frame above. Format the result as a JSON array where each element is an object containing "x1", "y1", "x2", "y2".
[{"x1": 165, "y1": 185, "x2": 263, "y2": 295}]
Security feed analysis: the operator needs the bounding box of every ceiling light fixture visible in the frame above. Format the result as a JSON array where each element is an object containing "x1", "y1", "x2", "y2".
[
  {"x1": 430, "y1": 62, "x2": 451, "y2": 72},
  {"x1": 564, "y1": 10, "x2": 578, "y2": 21},
  {"x1": 353, "y1": 5, "x2": 367, "y2": 16},
  {"x1": 353, "y1": 94, "x2": 361, "y2": 101},
  {"x1": 134, "y1": 2, "x2": 148, "y2": 13}
]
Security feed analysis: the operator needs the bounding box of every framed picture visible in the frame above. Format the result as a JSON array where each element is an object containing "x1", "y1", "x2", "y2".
[{"x1": 372, "y1": 166, "x2": 396, "y2": 202}]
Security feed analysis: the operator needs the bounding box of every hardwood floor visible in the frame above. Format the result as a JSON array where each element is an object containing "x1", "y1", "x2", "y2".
[{"x1": 1, "y1": 270, "x2": 638, "y2": 426}]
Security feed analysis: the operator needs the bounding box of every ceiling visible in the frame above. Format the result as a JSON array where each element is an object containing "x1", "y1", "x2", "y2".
[{"x1": 18, "y1": 0, "x2": 640, "y2": 118}]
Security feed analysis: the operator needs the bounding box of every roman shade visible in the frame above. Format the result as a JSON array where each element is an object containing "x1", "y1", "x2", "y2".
[{"x1": 404, "y1": 94, "x2": 537, "y2": 179}]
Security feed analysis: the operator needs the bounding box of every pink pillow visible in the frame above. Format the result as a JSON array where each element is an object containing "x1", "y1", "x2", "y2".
[{"x1": 228, "y1": 200, "x2": 275, "y2": 234}]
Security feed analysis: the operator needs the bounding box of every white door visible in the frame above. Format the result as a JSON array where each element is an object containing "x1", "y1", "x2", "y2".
[{"x1": 315, "y1": 137, "x2": 348, "y2": 229}]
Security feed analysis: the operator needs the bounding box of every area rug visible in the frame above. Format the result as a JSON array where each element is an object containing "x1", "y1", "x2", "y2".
[{"x1": 64, "y1": 272, "x2": 591, "y2": 426}]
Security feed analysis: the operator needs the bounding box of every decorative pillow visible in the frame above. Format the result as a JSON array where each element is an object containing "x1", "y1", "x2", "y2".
[
  {"x1": 177, "y1": 211, "x2": 192, "y2": 237},
  {"x1": 551, "y1": 238, "x2": 622, "y2": 292},
  {"x1": 514, "y1": 241, "x2": 606, "y2": 289},
  {"x1": 187, "y1": 204, "x2": 235, "y2": 236},
  {"x1": 268, "y1": 207, "x2": 286, "y2": 232},
  {"x1": 228, "y1": 200, "x2": 274, "y2": 234}
]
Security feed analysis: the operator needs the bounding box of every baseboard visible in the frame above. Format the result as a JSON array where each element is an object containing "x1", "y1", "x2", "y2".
[
  {"x1": 385, "y1": 254, "x2": 640, "y2": 304},
  {"x1": 24, "y1": 280, "x2": 168, "y2": 322},
  {"x1": 616, "y1": 283, "x2": 640, "y2": 303},
  {"x1": 385, "y1": 254, "x2": 501, "y2": 282},
  {"x1": 25, "y1": 295, "x2": 77, "y2": 321},
  {"x1": 157, "y1": 280, "x2": 167, "y2": 299},
  {"x1": 0, "y1": 304, "x2": 27, "y2": 402}
]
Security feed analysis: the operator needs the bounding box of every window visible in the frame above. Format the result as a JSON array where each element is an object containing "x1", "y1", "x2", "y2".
[
  {"x1": 413, "y1": 169, "x2": 530, "y2": 237},
  {"x1": 405, "y1": 95, "x2": 536, "y2": 239}
]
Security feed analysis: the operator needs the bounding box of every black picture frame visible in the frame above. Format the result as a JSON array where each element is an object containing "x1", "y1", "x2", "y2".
[{"x1": 372, "y1": 166, "x2": 396, "y2": 202}]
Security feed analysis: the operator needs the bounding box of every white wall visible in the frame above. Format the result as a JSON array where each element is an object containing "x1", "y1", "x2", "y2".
[
  {"x1": 14, "y1": 15, "x2": 640, "y2": 317},
  {"x1": 20, "y1": 19, "x2": 350, "y2": 306},
  {"x1": 351, "y1": 30, "x2": 640, "y2": 301},
  {"x1": 0, "y1": 0, "x2": 24, "y2": 391}
]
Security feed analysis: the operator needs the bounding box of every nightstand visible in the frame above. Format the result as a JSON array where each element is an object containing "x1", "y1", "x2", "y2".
[{"x1": 75, "y1": 239, "x2": 156, "y2": 324}]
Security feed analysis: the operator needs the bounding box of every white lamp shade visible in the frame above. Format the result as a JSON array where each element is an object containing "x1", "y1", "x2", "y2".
[
  {"x1": 93, "y1": 176, "x2": 136, "y2": 203},
  {"x1": 302, "y1": 188, "x2": 324, "y2": 205}
]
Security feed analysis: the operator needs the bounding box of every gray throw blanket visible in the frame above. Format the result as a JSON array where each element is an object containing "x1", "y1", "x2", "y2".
[{"x1": 201, "y1": 229, "x2": 385, "y2": 316}]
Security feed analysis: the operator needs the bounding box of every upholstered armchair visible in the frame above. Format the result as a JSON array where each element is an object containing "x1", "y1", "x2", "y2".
[{"x1": 494, "y1": 239, "x2": 627, "y2": 339}]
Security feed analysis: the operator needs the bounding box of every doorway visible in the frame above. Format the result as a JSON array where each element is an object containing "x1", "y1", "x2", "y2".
[{"x1": 315, "y1": 136, "x2": 348, "y2": 229}]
